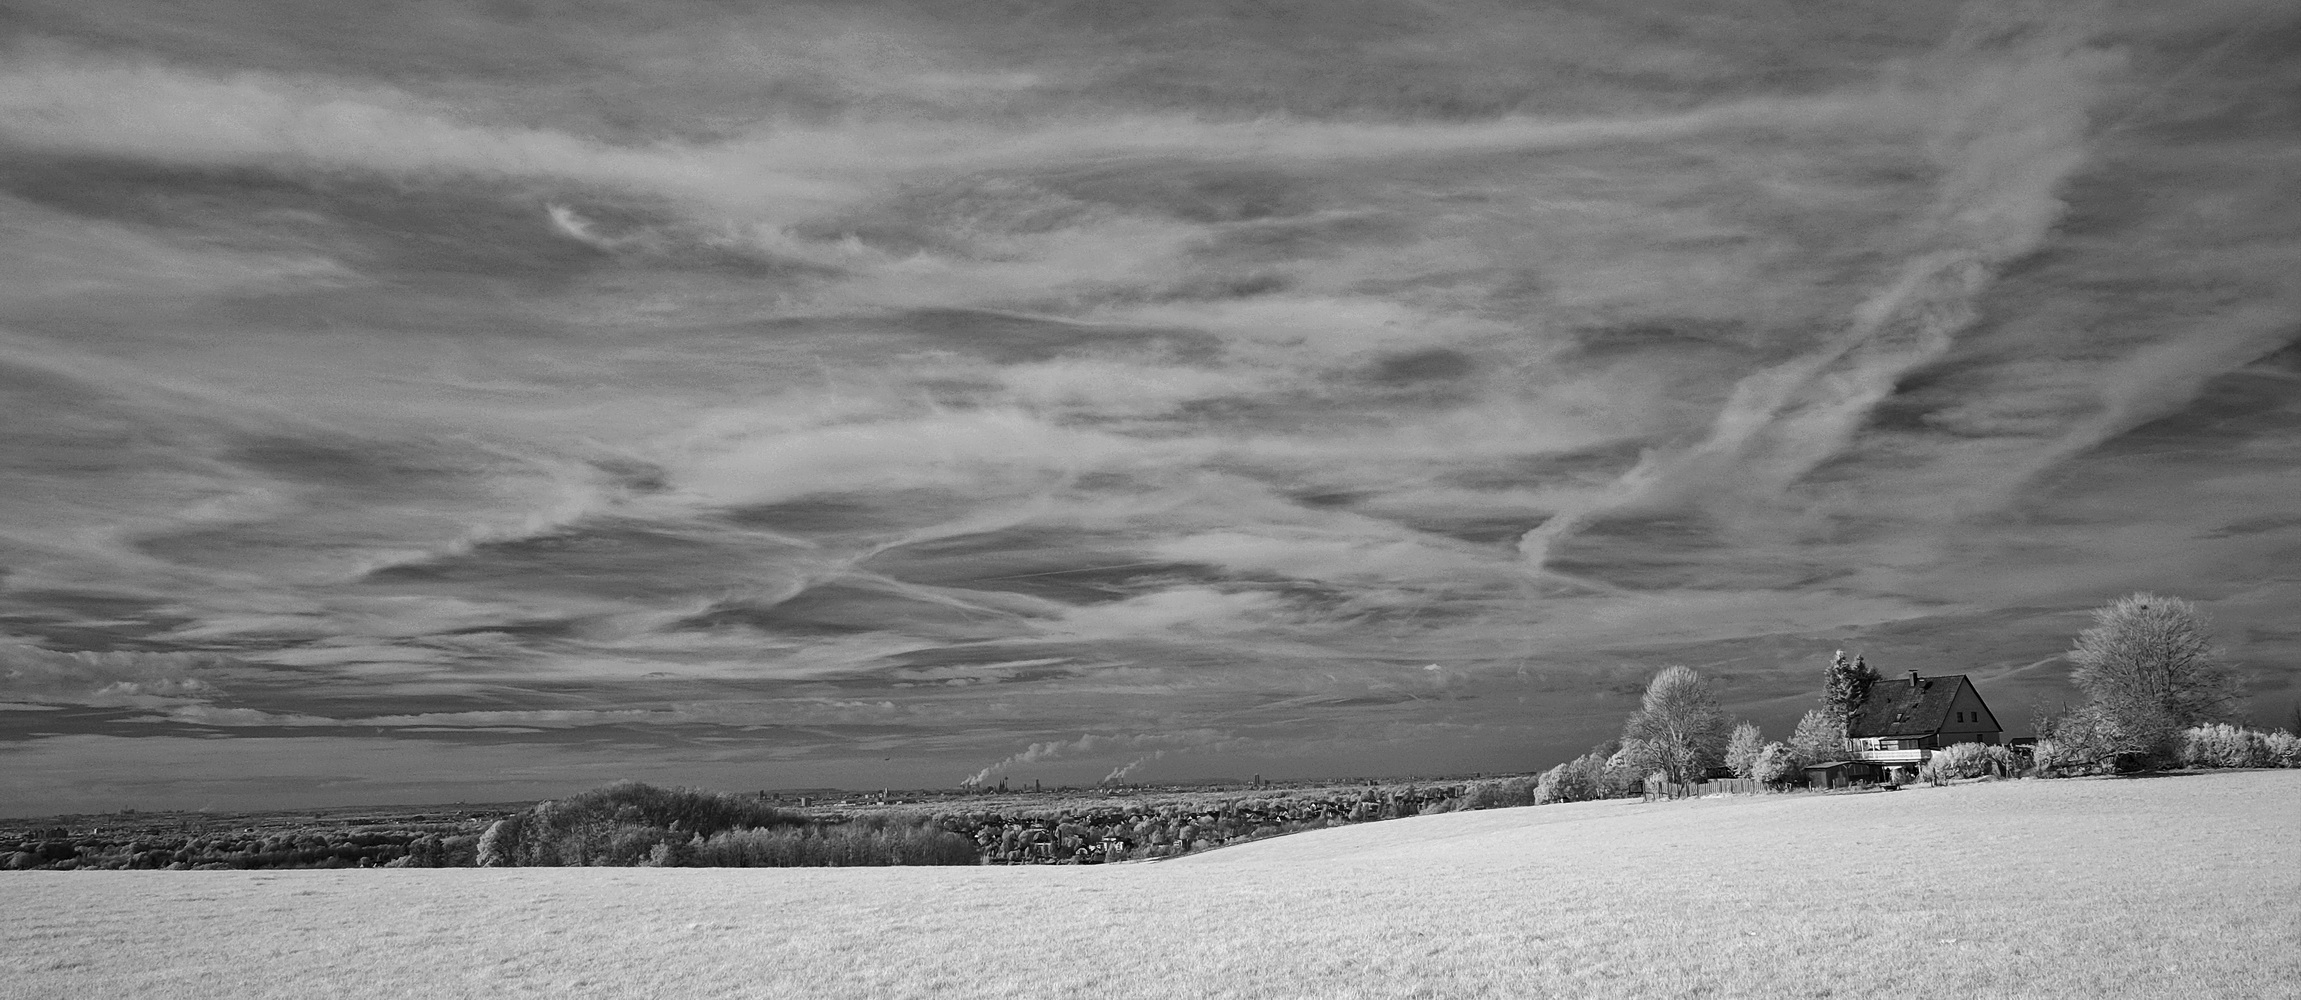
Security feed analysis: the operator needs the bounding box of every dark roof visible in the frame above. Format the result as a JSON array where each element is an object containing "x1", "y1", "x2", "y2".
[{"x1": 1846, "y1": 674, "x2": 1978, "y2": 738}]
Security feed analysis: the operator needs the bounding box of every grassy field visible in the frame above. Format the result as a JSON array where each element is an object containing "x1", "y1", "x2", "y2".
[{"x1": 5, "y1": 770, "x2": 2294, "y2": 1000}]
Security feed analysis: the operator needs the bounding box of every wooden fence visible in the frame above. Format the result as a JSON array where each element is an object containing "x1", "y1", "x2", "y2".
[{"x1": 1642, "y1": 777, "x2": 1761, "y2": 802}]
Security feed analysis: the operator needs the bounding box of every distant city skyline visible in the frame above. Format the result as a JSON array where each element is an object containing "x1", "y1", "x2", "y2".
[{"x1": 2, "y1": 0, "x2": 2297, "y2": 814}]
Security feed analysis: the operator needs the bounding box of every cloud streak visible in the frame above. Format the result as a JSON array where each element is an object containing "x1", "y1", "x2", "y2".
[
  {"x1": 1520, "y1": 14, "x2": 2125, "y2": 573},
  {"x1": 2, "y1": 0, "x2": 2297, "y2": 811}
]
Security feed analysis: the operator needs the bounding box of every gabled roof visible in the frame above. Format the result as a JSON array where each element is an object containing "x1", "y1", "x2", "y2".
[{"x1": 1847, "y1": 674, "x2": 1982, "y2": 738}]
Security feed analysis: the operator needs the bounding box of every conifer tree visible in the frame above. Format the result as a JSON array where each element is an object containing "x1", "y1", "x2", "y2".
[{"x1": 1823, "y1": 649, "x2": 1880, "y2": 736}]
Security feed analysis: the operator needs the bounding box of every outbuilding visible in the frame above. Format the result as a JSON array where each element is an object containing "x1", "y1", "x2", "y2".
[{"x1": 1802, "y1": 760, "x2": 1872, "y2": 790}]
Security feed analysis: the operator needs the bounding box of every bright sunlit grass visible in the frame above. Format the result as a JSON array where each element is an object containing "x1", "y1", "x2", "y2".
[{"x1": 6, "y1": 770, "x2": 2295, "y2": 999}]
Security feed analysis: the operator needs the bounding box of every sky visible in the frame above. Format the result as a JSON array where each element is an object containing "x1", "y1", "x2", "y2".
[{"x1": 2, "y1": 0, "x2": 2297, "y2": 815}]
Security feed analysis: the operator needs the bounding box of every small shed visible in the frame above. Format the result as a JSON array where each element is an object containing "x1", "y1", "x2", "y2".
[{"x1": 1804, "y1": 760, "x2": 1874, "y2": 790}]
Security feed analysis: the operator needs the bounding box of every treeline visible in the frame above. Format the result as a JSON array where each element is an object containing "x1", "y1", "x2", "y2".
[
  {"x1": 686, "y1": 820, "x2": 977, "y2": 867},
  {"x1": 911, "y1": 782, "x2": 1479, "y2": 863},
  {"x1": 3, "y1": 822, "x2": 488, "y2": 871},
  {"x1": 477, "y1": 780, "x2": 1494, "y2": 867},
  {"x1": 1, "y1": 780, "x2": 1530, "y2": 871},
  {"x1": 474, "y1": 782, "x2": 976, "y2": 867}
]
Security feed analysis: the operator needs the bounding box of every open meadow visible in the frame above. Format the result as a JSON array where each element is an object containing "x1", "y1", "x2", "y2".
[{"x1": 5, "y1": 770, "x2": 2295, "y2": 1000}]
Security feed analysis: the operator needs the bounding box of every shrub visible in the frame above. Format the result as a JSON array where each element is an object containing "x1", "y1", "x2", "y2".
[
  {"x1": 1592, "y1": 746, "x2": 1643, "y2": 797},
  {"x1": 1752, "y1": 742, "x2": 1800, "y2": 786},
  {"x1": 1903, "y1": 758, "x2": 1935, "y2": 785},
  {"x1": 1920, "y1": 742, "x2": 2014, "y2": 784},
  {"x1": 1536, "y1": 752, "x2": 1617, "y2": 804},
  {"x1": 2180, "y1": 724, "x2": 2269, "y2": 769},
  {"x1": 2030, "y1": 738, "x2": 2088, "y2": 776},
  {"x1": 2041, "y1": 703, "x2": 2172, "y2": 773},
  {"x1": 2264, "y1": 730, "x2": 2301, "y2": 768}
]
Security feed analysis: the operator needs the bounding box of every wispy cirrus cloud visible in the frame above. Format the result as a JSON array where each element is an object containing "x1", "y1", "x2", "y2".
[
  {"x1": 3, "y1": 0, "x2": 2298, "y2": 811},
  {"x1": 1517, "y1": 16, "x2": 2130, "y2": 574},
  {"x1": 0, "y1": 46, "x2": 1891, "y2": 201}
]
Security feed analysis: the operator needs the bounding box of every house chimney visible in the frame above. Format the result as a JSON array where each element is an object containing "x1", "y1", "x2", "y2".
[{"x1": 1907, "y1": 670, "x2": 1920, "y2": 688}]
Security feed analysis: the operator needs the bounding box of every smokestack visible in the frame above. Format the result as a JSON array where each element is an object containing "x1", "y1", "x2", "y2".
[{"x1": 1908, "y1": 670, "x2": 1921, "y2": 688}]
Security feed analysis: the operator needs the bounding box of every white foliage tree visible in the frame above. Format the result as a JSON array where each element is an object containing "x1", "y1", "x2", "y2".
[
  {"x1": 1620, "y1": 666, "x2": 1730, "y2": 784},
  {"x1": 1724, "y1": 722, "x2": 1764, "y2": 779},
  {"x1": 2061, "y1": 592, "x2": 2240, "y2": 767},
  {"x1": 1788, "y1": 709, "x2": 1847, "y2": 767}
]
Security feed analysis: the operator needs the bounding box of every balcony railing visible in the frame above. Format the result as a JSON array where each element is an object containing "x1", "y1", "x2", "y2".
[{"x1": 1850, "y1": 749, "x2": 1929, "y2": 764}]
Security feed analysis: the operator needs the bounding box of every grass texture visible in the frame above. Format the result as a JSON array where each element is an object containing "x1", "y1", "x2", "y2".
[{"x1": 5, "y1": 770, "x2": 2294, "y2": 999}]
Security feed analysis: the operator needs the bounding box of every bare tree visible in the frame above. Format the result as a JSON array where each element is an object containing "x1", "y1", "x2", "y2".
[
  {"x1": 1620, "y1": 666, "x2": 1730, "y2": 784},
  {"x1": 2062, "y1": 592, "x2": 2239, "y2": 766}
]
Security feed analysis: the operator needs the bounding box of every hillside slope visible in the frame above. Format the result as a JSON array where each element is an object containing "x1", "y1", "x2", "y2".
[{"x1": 7, "y1": 772, "x2": 2296, "y2": 999}]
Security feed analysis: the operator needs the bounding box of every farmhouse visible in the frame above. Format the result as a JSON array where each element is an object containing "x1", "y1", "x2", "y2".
[{"x1": 1846, "y1": 670, "x2": 2002, "y2": 780}]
